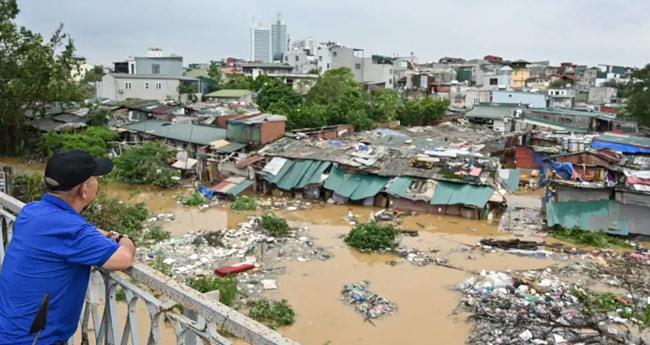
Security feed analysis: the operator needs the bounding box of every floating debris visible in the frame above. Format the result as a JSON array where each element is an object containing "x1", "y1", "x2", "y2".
[{"x1": 341, "y1": 281, "x2": 397, "y2": 320}]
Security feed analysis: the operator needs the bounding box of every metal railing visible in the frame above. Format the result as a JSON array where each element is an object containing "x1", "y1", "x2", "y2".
[{"x1": 0, "y1": 192, "x2": 299, "y2": 345}]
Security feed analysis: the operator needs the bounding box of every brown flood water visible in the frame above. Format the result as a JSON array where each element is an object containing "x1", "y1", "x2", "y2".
[{"x1": 1, "y1": 157, "x2": 557, "y2": 344}]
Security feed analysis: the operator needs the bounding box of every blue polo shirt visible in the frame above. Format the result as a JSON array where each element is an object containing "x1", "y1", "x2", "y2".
[{"x1": 0, "y1": 194, "x2": 119, "y2": 345}]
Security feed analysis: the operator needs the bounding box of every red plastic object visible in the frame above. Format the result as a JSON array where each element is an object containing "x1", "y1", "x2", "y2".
[{"x1": 214, "y1": 263, "x2": 255, "y2": 277}]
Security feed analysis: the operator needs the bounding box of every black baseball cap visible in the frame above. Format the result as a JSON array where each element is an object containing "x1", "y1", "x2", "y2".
[{"x1": 44, "y1": 150, "x2": 113, "y2": 191}]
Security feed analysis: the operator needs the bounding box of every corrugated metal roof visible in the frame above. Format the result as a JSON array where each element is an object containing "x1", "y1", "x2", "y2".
[
  {"x1": 324, "y1": 167, "x2": 389, "y2": 201},
  {"x1": 385, "y1": 177, "x2": 414, "y2": 198},
  {"x1": 121, "y1": 120, "x2": 226, "y2": 145},
  {"x1": 205, "y1": 89, "x2": 252, "y2": 98},
  {"x1": 430, "y1": 181, "x2": 494, "y2": 208},
  {"x1": 465, "y1": 105, "x2": 516, "y2": 120},
  {"x1": 216, "y1": 142, "x2": 247, "y2": 153},
  {"x1": 264, "y1": 160, "x2": 331, "y2": 190},
  {"x1": 594, "y1": 134, "x2": 650, "y2": 149},
  {"x1": 109, "y1": 73, "x2": 197, "y2": 81}
]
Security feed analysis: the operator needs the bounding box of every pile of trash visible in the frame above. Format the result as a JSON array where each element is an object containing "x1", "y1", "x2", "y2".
[
  {"x1": 459, "y1": 268, "x2": 650, "y2": 344},
  {"x1": 144, "y1": 216, "x2": 332, "y2": 298},
  {"x1": 341, "y1": 281, "x2": 397, "y2": 320},
  {"x1": 395, "y1": 247, "x2": 434, "y2": 266}
]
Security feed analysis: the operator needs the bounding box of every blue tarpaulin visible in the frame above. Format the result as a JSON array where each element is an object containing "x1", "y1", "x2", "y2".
[
  {"x1": 549, "y1": 161, "x2": 574, "y2": 180},
  {"x1": 592, "y1": 139, "x2": 650, "y2": 154},
  {"x1": 198, "y1": 185, "x2": 216, "y2": 199}
]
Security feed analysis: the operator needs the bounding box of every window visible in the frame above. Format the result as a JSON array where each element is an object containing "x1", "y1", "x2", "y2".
[
  {"x1": 295, "y1": 56, "x2": 299, "y2": 62},
  {"x1": 355, "y1": 63, "x2": 361, "y2": 70},
  {"x1": 327, "y1": 63, "x2": 330, "y2": 69},
  {"x1": 490, "y1": 78, "x2": 498, "y2": 85},
  {"x1": 152, "y1": 64, "x2": 160, "y2": 74},
  {"x1": 124, "y1": 81, "x2": 132, "y2": 90},
  {"x1": 155, "y1": 82, "x2": 162, "y2": 90},
  {"x1": 319, "y1": 56, "x2": 323, "y2": 62},
  {"x1": 333, "y1": 52, "x2": 337, "y2": 57},
  {"x1": 145, "y1": 82, "x2": 149, "y2": 89}
]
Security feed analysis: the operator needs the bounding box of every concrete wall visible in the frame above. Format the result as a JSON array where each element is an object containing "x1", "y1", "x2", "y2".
[
  {"x1": 330, "y1": 46, "x2": 363, "y2": 81},
  {"x1": 493, "y1": 91, "x2": 547, "y2": 108},
  {"x1": 133, "y1": 57, "x2": 183, "y2": 76},
  {"x1": 97, "y1": 74, "x2": 181, "y2": 101},
  {"x1": 588, "y1": 87, "x2": 617, "y2": 104},
  {"x1": 555, "y1": 185, "x2": 610, "y2": 202},
  {"x1": 284, "y1": 50, "x2": 317, "y2": 74}
]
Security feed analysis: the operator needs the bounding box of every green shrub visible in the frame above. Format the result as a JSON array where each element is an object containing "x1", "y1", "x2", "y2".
[
  {"x1": 82, "y1": 194, "x2": 149, "y2": 241},
  {"x1": 186, "y1": 276, "x2": 238, "y2": 307},
  {"x1": 178, "y1": 192, "x2": 206, "y2": 206},
  {"x1": 113, "y1": 142, "x2": 179, "y2": 188},
  {"x1": 142, "y1": 225, "x2": 171, "y2": 243},
  {"x1": 261, "y1": 213, "x2": 290, "y2": 237},
  {"x1": 552, "y1": 226, "x2": 631, "y2": 248},
  {"x1": 344, "y1": 223, "x2": 399, "y2": 251},
  {"x1": 248, "y1": 299, "x2": 295, "y2": 329},
  {"x1": 12, "y1": 174, "x2": 45, "y2": 202},
  {"x1": 231, "y1": 196, "x2": 257, "y2": 211}
]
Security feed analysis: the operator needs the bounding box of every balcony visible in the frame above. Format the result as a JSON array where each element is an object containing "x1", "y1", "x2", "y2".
[{"x1": 0, "y1": 191, "x2": 298, "y2": 345}]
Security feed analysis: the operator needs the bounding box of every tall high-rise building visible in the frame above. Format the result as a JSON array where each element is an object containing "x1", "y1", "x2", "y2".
[
  {"x1": 271, "y1": 13, "x2": 287, "y2": 62},
  {"x1": 250, "y1": 22, "x2": 271, "y2": 63}
]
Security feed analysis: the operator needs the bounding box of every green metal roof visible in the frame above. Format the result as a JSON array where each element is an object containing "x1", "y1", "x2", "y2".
[
  {"x1": 386, "y1": 177, "x2": 414, "y2": 198},
  {"x1": 323, "y1": 167, "x2": 389, "y2": 201},
  {"x1": 465, "y1": 105, "x2": 516, "y2": 120},
  {"x1": 262, "y1": 159, "x2": 331, "y2": 190},
  {"x1": 430, "y1": 181, "x2": 494, "y2": 208},
  {"x1": 594, "y1": 134, "x2": 650, "y2": 148},
  {"x1": 227, "y1": 179, "x2": 254, "y2": 196},
  {"x1": 205, "y1": 89, "x2": 253, "y2": 98},
  {"x1": 122, "y1": 120, "x2": 226, "y2": 145}
]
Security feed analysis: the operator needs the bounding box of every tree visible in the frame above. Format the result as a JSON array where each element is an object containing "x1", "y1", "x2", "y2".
[
  {"x1": 305, "y1": 68, "x2": 373, "y2": 130},
  {"x1": 113, "y1": 142, "x2": 179, "y2": 188},
  {"x1": 370, "y1": 89, "x2": 402, "y2": 123},
  {"x1": 622, "y1": 64, "x2": 650, "y2": 126},
  {"x1": 80, "y1": 65, "x2": 104, "y2": 83},
  {"x1": 0, "y1": 0, "x2": 84, "y2": 154},
  {"x1": 207, "y1": 60, "x2": 222, "y2": 92},
  {"x1": 256, "y1": 79, "x2": 302, "y2": 113},
  {"x1": 222, "y1": 74, "x2": 253, "y2": 90},
  {"x1": 398, "y1": 97, "x2": 449, "y2": 126},
  {"x1": 38, "y1": 126, "x2": 116, "y2": 158},
  {"x1": 285, "y1": 103, "x2": 327, "y2": 130}
]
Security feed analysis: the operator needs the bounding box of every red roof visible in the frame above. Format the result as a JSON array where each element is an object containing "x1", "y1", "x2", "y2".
[{"x1": 515, "y1": 146, "x2": 538, "y2": 169}]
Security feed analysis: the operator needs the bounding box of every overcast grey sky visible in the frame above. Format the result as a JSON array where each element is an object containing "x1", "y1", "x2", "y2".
[{"x1": 15, "y1": 0, "x2": 650, "y2": 67}]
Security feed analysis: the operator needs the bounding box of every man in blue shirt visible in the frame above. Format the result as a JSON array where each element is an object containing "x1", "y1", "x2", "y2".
[{"x1": 0, "y1": 150, "x2": 137, "y2": 345}]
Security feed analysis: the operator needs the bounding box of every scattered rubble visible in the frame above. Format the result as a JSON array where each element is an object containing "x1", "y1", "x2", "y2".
[
  {"x1": 143, "y1": 216, "x2": 332, "y2": 300},
  {"x1": 459, "y1": 250, "x2": 650, "y2": 345},
  {"x1": 341, "y1": 281, "x2": 397, "y2": 320}
]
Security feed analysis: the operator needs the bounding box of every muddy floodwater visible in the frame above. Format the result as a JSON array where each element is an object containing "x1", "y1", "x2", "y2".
[
  {"x1": 0, "y1": 157, "x2": 557, "y2": 344},
  {"x1": 153, "y1": 206, "x2": 554, "y2": 345}
]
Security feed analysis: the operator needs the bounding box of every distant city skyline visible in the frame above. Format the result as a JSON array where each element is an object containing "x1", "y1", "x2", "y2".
[{"x1": 15, "y1": 0, "x2": 650, "y2": 68}]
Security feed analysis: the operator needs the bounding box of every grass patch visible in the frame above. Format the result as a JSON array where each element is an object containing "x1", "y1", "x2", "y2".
[
  {"x1": 115, "y1": 288, "x2": 126, "y2": 302},
  {"x1": 142, "y1": 225, "x2": 171, "y2": 243},
  {"x1": 261, "y1": 213, "x2": 290, "y2": 237},
  {"x1": 572, "y1": 288, "x2": 627, "y2": 315},
  {"x1": 186, "y1": 276, "x2": 238, "y2": 307},
  {"x1": 248, "y1": 299, "x2": 295, "y2": 329},
  {"x1": 231, "y1": 196, "x2": 257, "y2": 211},
  {"x1": 344, "y1": 223, "x2": 400, "y2": 251},
  {"x1": 552, "y1": 226, "x2": 631, "y2": 248},
  {"x1": 178, "y1": 192, "x2": 206, "y2": 207}
]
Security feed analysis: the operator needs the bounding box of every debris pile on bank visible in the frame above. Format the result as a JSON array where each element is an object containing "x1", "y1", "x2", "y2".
[
  {"x1": 341, "y1": 281, "x2": 397, "y2": 320},
  {"x1": 143, "y1": 216, "x2": 332, "y2": 299},
  {"x1": 459, "y1": 259, "x2": 650, "y2": 345}
]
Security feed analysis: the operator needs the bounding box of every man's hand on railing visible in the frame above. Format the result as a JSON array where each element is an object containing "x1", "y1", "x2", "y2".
[{"x1": 102, "y1": 233, "x2": 136, "y2": 271}]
